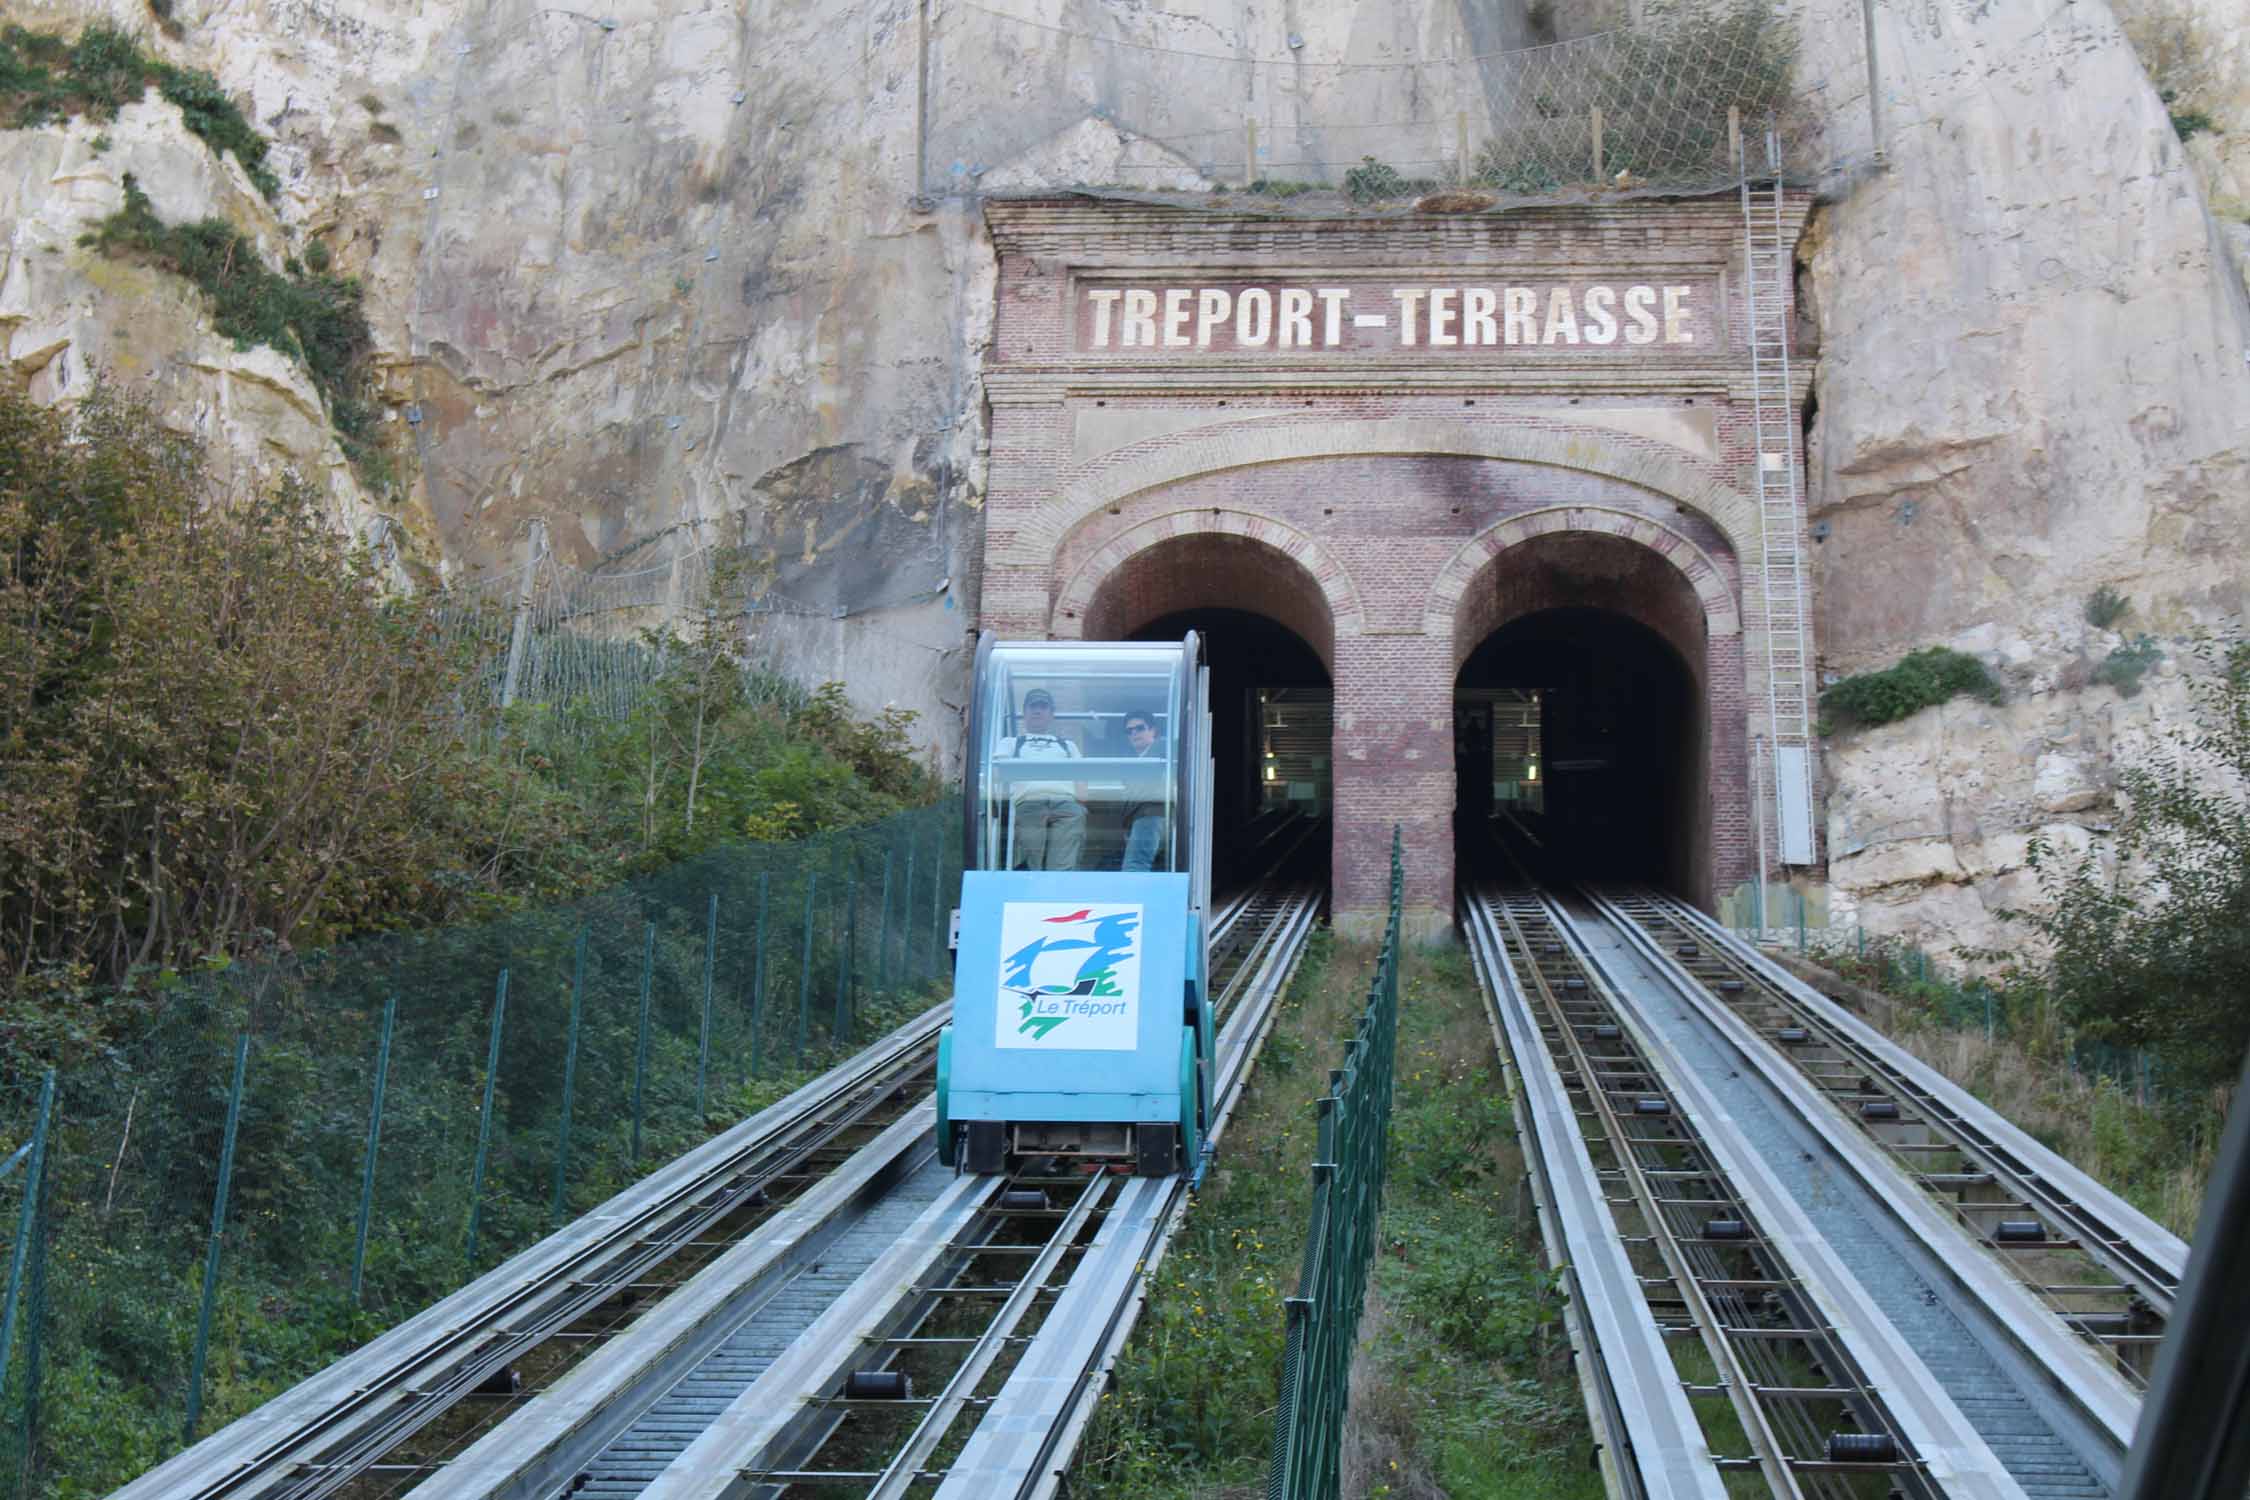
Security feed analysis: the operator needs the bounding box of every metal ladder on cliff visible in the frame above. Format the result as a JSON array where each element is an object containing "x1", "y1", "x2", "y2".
[{"x1": 1739, "y1": 124, "x2": 1815, "y2": 871}]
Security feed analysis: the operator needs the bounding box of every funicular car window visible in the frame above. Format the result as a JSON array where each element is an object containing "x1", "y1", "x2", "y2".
[{"x1": 975, "y1": 645, "x2": 1185, "y2": 873}]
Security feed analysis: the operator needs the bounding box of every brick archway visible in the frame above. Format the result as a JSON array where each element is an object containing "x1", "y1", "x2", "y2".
[
  {"x1": 1428, "y1": 506, "x2": 1741, "y2": 657},
  {"x1": 999, "y1": 418, "x2": 1763, "y2": 581},
  {"x1": 1445, "y1": 521, "x2": 1749, "y2": 903},
  {"x1": 1051, "y1": 508, "x2": 1363, "y2": 669}
]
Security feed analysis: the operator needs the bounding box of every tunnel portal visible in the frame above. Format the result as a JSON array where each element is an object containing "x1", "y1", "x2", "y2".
[{"x1": 977, "y1": 195, "x2": 1807, "y2": 938}]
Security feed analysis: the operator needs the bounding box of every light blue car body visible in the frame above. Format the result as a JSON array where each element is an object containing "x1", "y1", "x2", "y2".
[{"x1": 938, "y1": 869, "x2": 1209, "y2": 1167}]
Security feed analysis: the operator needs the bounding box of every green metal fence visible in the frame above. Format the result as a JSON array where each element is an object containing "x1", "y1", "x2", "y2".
[
  {"x1": 1266, "y1": 827, "x2": 1404, "y2": 1500},
  {"x1": 0, "y1": 798, "x2": 962, "y2": 1498}
]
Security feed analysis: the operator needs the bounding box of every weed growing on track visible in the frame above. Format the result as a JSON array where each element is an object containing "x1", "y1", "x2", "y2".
[
  {"x1": 1071, "y1": 932, "x2": 1349, "y2": 1497},
  {"x1": 1071, "y1": 939, "x2": 1601, "y2": 1499},
  {"x1": 1346, "y1": 949, "x2": 1602, "y2": 1500}
]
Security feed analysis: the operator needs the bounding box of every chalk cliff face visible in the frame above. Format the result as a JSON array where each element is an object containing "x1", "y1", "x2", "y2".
[
  {"x1": 1795, "y1": 0, "x2": 2250, "y2": 954},
  {"x1": 4, "y1": 0, "x2": 995, "y2": 733},
  {"x1": 0, "y1": 0, "x2": 1579, "y2": 751},
  {"x1": 3, "y1": 0, "x2": 2247, "y2": 953}
]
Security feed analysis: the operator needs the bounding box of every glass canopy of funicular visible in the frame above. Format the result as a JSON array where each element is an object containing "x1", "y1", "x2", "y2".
[{"x1": 971, "y1": 643, "x2": 1188, "y2": 874}]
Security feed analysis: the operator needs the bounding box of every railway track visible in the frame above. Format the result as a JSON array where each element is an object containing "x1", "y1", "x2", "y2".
[
  {"x1": 1465, "y1": 879, "x2": 2163, "y2": 1500},
  {"x1": 117, "y1": 1015, "x2": 948, "y2": 1500},
  {"x1": 125, "y1": 877, "x2": 1320, "y2": 1500},
  {"x1": 1594, "y1": 890, "x2": 2183, "y2": 1388}
]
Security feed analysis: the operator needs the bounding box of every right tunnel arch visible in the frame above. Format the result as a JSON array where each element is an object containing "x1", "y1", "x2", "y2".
[{"x1": 1448, "y1": 515, "x2": 1746, "y2": 906}]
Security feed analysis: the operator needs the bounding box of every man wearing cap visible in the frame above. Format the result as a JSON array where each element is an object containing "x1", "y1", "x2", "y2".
[{"x1": 993, "y1": 688, "x2": 1086, "y2": 870}]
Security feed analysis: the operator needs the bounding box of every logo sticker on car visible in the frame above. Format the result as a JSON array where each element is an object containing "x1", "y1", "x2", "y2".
[{"x1": 993, "y1": 902, "x2": 1143, "y2": 1050}]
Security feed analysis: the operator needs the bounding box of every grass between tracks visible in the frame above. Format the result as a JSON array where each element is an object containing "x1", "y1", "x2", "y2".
[{"x1": 1070, "y1": 939, "x2": 1602, "y2": 1500}]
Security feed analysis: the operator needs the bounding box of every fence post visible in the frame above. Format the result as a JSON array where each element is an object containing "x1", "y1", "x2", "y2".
[
  {"x1": 901, "y1": 840, "x2": 919, "y2": 982},
  {"x1": 632, "y1": 921, "x2": 656, "y2": 1165},
  {"x1": 185, "y1": 1035, "x2": 250, "y2": 1444},
  {"x1": 698, "y1": 892, "x2": 718, "y2": 1123},
  {"x1": 877, "y1": 845, "x2": 895, "y2": 994},
  {"x1": 498, "y1": 516, "x2": 547, "y2": 710},
  {"x1": 350, "y1": 996, "x2": 398, "y2": 1304},
  {"x1": 20, "y1": 1152, "x2": 48, "y2": 1476},
  {"x1": 748, "y1": 872, "x2": 770, "y2": 1081},
  {"x1": 835, "y1": 868, "x2": 857, "y2": 1041},
  {"x1": 466, "y1": 972, "x2": 509, "y2": 1266},
  {"x1": 553, "y1": 927, "x2": 588, "y2": 1230},
  {"x1": 0, "y1": 1071, "x2": 55, "y2": 1413},
  {"x1": 930, "y1": 824, "x2": 946, "y2": 970},
  {"x1": 1591, "y1": 105, "x2": 1604, "y2": 180},
  {"x1": 797, "y1": 873, "x2": 820, "y2": 1065}
]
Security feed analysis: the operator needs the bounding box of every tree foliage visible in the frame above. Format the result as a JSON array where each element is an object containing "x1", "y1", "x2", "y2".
[
  {"x1": 2021, "y1": 641, "x2": 2250, "y2": 1089},
  {"x1": 0, "y1": 387, "x2": 940, "y2": 1060},
  {"x1": 0, "y1": 390, "x2": 549, "y2": 1019}
]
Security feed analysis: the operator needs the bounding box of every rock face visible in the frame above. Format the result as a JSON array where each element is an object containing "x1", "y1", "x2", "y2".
[
  {"x1": 1799, "y1": 0, "x2": 2250, "y2": 953},
  {"x1": 4, "y1": 0, "x2": 2247, "y2": 957},
  {"x1": 2, "y1": 0, "x2": 1582, "y2": 758},
  {"x1": 0, "y1": 94, "x2": 380, "y2": 530},
  {"x1": 6, "y1": 0, "x2": 995, "y2": 741},
  {"x1": 2112, "y1": 0, "x2": 2250, "y2": 293}
]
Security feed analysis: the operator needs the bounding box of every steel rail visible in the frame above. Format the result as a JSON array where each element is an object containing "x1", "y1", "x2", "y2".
[
  {"x1": 355, "y1": 881, "x2": 1317, "y2": 1500},
  {"x1": 1461, "y1": 886, "x2": 1717, "y2": 1500},
  {"x1": 1475, "y1": 885, "x2": 1958, "y2": 1499},
  {"x1": 1493, "y1": 886, "x2": 1818, "y2": 1495},
  {"x1": 115, "y1": 1006, "x2": 950, "y2": 1500},
  {"x1": 398, "y1": 1104, "x2": 958, "y2": 1499},
  {"x1": 547, "y1": 880, "x2": 1318, "y2": 1500},
  {"x1": 858, "y1": 1172, "x2": 1110, "y2": 1499},
  {"x1": 1588, "y1": 887, "x2": 2146, "y2": 1456},
  {"x1": 1611, "y1": 890, "x2": 2184, "y2": 1339},
  {"x1": 1557, "y1": 890, "x2": 2098, "y2": 1500}
]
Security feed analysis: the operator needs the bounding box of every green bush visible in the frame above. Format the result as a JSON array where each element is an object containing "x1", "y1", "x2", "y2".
[
  {"x1": 2021, "y1": 640, "x2": 2250, "y2": 1089},
  {"x1": 1344, "y1": 155, "x2": 1408, "y2": 202},
  {"x1": 2160, "y1": 90, "x2": 2215, "y2": 141},
  {"x1": 1820, "y1": 646, "x2": 2002, "y2": 729},
  {"x1": 1, "y1": 386, "x2": 945, "y2": 1062},
  {"x1": 2095, "y1": 634, "x2": 2163, "y2": 697},
  {"x1": 1341, "y1": 156, "x2": 1441, "y2": 204},
  {"x1": 1470, "y1": 149, "x2": 1560, "y2": 195},
  {"x1": 2085, "y1": 584, "x2": 2130, "y2": 628},
  {"x1": 0, "y1": 24, "x2": 278, "y2": 198}
]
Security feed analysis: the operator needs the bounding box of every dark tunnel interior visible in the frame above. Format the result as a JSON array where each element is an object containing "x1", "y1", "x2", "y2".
[
  {"x1": 1456, "y1": 606, "x2": 1698, "y2": 891},
  {"x1": 1129, "y1": 608, "x2": 1332, "y2": 890}
]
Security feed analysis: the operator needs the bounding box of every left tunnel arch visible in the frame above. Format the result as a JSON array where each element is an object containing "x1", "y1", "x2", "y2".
[{"x1": 1077, "y1": 531, "x2": 1337, "y2": 891}]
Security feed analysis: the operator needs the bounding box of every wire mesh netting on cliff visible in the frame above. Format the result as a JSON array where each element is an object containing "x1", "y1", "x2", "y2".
[
  {"x1": 434, "y1": 535, "x2": 725, "y2": 730},
  {"x1": 929, "y1": 0, "x2": 1829, "y2": 201},
  {"x1": 0, "y1": 799, "x2": 963, "y2": 1498}
]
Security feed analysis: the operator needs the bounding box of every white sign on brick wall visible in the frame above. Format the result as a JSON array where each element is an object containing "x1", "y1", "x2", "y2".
[{"x1": 1077, "y1": 280, "x2": 1711, "y2": 352}]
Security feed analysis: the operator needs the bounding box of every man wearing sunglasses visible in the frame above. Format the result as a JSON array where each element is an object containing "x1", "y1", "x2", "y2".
[{"x1": 1119, "y1": 712, "x2": 1167, "y2": 872}]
